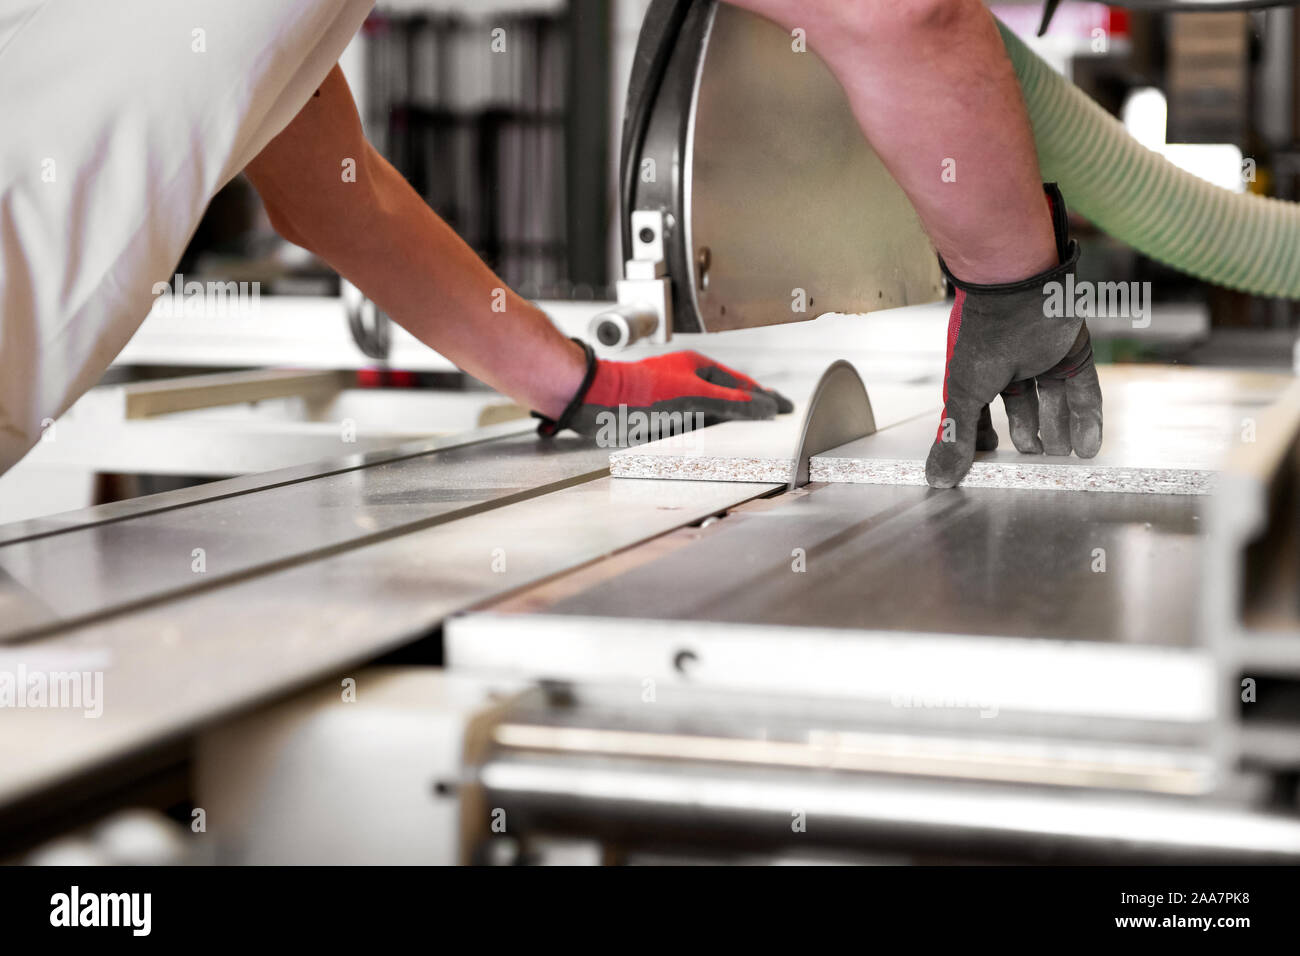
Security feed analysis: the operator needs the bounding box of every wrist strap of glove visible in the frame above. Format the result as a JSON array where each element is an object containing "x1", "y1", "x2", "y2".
[{"x1": 533, "y1": 337, "x2": 597, "y2": 437}]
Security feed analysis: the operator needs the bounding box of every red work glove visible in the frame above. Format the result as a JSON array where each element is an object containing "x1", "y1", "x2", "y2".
[{"x1": 536, "y1": 342, "x2": 792, "y2": 443}]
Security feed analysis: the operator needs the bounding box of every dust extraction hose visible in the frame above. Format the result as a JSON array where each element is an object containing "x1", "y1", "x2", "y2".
[{"x1": 998, "y1": 20, "x2": 1300, "y2": 300}]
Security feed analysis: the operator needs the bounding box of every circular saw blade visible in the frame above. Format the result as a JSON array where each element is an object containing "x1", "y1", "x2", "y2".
[{"x1": 789, "y1": 360, "x2": 877, "y2": 490}]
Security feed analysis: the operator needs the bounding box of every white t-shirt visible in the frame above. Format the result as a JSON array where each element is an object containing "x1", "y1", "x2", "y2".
[{"x1": 0, "y1": 0, "x2": 374, "y2": 474}]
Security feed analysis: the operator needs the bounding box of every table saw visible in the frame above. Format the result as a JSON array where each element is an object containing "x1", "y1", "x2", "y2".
[{"x1": 3, "y1": 1, "x2": 1300, "y2": 865}]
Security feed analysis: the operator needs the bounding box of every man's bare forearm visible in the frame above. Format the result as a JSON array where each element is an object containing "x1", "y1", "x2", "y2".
[
  {"x1": 726, "y1": 0, "x2": 1056, "y2": 284},
  {"x1": 244, "y1": 65, "x2": 585, "y2": 419}
]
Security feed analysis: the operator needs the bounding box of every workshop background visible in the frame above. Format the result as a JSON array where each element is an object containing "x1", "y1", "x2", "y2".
[
  {"x1": 4, "y1": 0, "x2": 1300, "y2": 868},
  {"x1": 3, "y1": 0, "x2": 1297, "y2": 520}
]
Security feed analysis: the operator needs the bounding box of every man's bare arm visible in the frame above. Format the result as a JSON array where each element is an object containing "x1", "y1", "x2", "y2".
[
  {"x1": 244, "y1": 64, "x2": 585, "y2": 419},
  {"x1": 726, "y1": 0, "x2": 1056, "y2": 284}
]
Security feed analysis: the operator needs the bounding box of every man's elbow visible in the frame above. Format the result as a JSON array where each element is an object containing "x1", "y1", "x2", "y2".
[
  {"x1": 260, "y1": 194, "x2": 312, "y2": 252},
  {"x1": 246, "y1": 146, "x2": 382, "y2": 259}
]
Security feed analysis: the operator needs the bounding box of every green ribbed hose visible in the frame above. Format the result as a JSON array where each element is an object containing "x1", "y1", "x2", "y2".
[{"x1": 998, "y1": 20, "x2": 1300, "y2": 299}]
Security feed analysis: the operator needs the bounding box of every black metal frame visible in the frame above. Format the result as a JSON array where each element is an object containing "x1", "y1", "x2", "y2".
[{"x1": 618, "y1": 0, "x2": 713, "y2": 332}]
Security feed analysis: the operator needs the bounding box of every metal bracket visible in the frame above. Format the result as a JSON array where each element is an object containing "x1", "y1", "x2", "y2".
[
  {"x1": 588, "y1": 210, "x2": 673, "y2": 348},
  {"x1": 789, "y1": 360, "x2": 876, "y2": 491}
]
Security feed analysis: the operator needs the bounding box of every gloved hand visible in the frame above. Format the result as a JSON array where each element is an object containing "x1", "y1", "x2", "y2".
[
  {"x1": 926, "y1": 183, "x2": 1103, "y2": 489},
  {"x1": 537, "y1": 343, "x2": 793, "y2": 442}
]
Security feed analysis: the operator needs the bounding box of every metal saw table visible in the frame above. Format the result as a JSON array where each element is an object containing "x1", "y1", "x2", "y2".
[{"x1": 1, "y1": 358, "x2": 1298, "y2": 864}]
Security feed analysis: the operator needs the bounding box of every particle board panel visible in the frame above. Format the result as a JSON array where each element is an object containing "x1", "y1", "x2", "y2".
[
  {"x1": 609, "y1": 380, "x2": 939, "y2": 483},
  {"x1": 610, "y1": 366, "x2": 1295, "y2": 494}
]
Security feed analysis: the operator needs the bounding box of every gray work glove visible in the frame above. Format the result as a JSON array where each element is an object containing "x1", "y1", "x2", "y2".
[{"x1": 925, "y1": 183, "x2": 1103, "y2": 489}]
